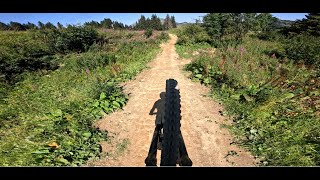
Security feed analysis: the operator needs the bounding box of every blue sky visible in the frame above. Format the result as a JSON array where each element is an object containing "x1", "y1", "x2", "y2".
[{"x1": 0, "y1": 13, "x2": 308, "y2": 26}]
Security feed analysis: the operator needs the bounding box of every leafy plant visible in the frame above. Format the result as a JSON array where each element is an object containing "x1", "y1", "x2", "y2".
[{"x1": 144, "y1": 28, "x2": 153, "y2": 38}]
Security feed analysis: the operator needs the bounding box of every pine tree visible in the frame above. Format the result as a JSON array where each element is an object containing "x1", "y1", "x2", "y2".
[
  {"x1": 203, "y1": 13, "x2": 252, "y2": 46},
  {"x1": 163, "y1": 14, "x2": 171, "y2": 30},
  {"x1": 171, "y1": 16, "x2": 177, "y2": 28},
  {"x1": 9, "y1": 21, "x2": 26, "y2": 31},
  {"x1": 256, "y1": 13, "x2": 276, "y2": 32},
  {"x1": 24, "y1": 22, "x2": 38, "y2": 30},
  {"x1": 84, "y1": 21, "x2": 100, "y2": 28},
  {"x1": 281, "y1": 13, "x2": 320, "y2": 37},
  {"x1": 44, "y1": 22, "x2": 56, "y2": 29},
  {"x1": 304, "y1": 13, "x2": 320, "y2": 36},
  {"x1": 150, "y1": 14, "x2": 162, "y2": 30},
  {"x1": 101, "y1": 18, "x2": 113, "y2": 29},
  {"x1": 57, "y1": 22, "x2": 64, "y2": 29},
  {"x1": 113, "y1": 21, "x2": 124, "y2": 29},
  {"x1": 0, "y1": 22, "x2": 10, "y2": 30},
  {"x1": 203, "y1": 13, "x2": 222, "y2": 42},
  {"x1": 38, "y1": 21, "x2": 45, "y2": 29},
  {"x1": 136, "y1": 15, "x2": 147, "y2": 30}
]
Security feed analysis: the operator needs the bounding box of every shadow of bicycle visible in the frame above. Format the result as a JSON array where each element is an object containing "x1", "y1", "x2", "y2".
[{"x1": 144, "y1": 92, "x2": 192, "y2": 166}]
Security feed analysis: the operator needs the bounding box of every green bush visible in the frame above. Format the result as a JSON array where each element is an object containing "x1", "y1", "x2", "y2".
[
  {"x1": 257, "y1": 30, "x2": 285, "y2": 42},
  {"x1": 144, "y1": 28, "x2": 153, "y2": 38},
  {"x1": 284, "y1": 34, "x2": 320, "y2": 66},
  {"x1": 176, "y1": 24, "x2": 210, "y2": 45},
  {"x1": 0, "y1": 31, "x2": 56, "y2": 83},
  {"x1": 47, "y1": 26, "x2": 99, "y2": 53},
  {"x1": 159, "y1": 32, "x2": 169, "y2": 41}
]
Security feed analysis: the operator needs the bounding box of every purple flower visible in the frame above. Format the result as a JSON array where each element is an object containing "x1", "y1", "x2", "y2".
[{"x1": 239, "y1": 47, "x2": 245, "y2": 56}]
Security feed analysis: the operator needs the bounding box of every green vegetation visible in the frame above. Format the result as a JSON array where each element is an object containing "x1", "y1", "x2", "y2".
[
  {"x1": 144, "y1": 28, "x2": 153, "y2": 38},
  {"x1": 0, "y1": 24, "x2": 169, "y2": 166},
  {"x1": 175, "y1": 13, "x2": 320, "y2": 166},
  {"x1": 135, "y1": 14, "x2": 176, "y2": 31}
]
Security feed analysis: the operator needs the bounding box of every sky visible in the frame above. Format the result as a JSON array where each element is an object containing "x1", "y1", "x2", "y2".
[{"x1": 0, "y1": 13, "x2": 308, "y2": 26}]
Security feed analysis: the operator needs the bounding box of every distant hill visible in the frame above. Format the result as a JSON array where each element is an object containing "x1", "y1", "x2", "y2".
[
  {"x1": 176, "y1": 22, "x2": 194, "y2": 27},
  {"x1": 175, "y1": 19, "x2": 294, "y2": 29}
]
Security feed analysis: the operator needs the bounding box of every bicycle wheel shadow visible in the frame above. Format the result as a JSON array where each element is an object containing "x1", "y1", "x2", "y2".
[{"x1": 144, "y1": 91, "x2": 192, "y2": 166}]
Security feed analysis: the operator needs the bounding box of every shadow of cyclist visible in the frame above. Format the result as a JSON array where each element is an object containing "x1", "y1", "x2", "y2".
[
  {"x1": 149, "y1": 92, "x2": 165, "y2": 127},
  {"x1": 145, "y1": 92, "x2": 165, "y2": 166}
]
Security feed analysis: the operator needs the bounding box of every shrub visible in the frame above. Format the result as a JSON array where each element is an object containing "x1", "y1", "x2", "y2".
[
  {"x1": 284, "y1": 34, "x2": 320, "y2": 66},
  {"x1": 0, "y1": 31, "x2": 56, "y2": 83},
  {"x1": 159, "y1": 32, "x2": 169, "y2": 41},
  {"x1": 257, "y1": 30, "x2": 284, "y2": 42},
  {"x1": 144, "y1": 28, "x2": 153, "y2": 38},
  {"x1": 176, "y1": 24, "x2": 210, "y2": 45},
  {"x1": 46, "y1": 26, "x2": 99, "y2": 53}
]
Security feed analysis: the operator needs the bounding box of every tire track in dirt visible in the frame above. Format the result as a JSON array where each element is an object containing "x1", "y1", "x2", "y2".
[{"x1": 87, "y1": 34, "x2": 258, "y2": 166}]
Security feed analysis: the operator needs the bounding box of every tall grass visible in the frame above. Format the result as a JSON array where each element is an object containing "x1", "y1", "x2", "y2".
[{"x1": 180, "y1": 36, "x2": 320, "y2": 166}]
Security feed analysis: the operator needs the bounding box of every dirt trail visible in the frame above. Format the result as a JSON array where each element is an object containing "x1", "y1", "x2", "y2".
[{"x1": 88, "y1": 34, "x2": 258, "y2": 166}]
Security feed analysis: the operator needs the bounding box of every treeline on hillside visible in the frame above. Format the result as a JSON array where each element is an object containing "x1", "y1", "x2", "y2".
[
  {"x1": 0, "y1": 14, "x2": 177, "y2": 31},
  {"x1": 134, "y1": 14, "x2": 176, "y2": 30},
  {"x1": 0, "y1": 20, "x2": 130, "y2": 31},
  {"x1": 177, "y1": 13, "x2": 320, "y2": 69}
]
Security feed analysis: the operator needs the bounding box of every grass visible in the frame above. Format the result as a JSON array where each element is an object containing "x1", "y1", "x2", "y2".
[
  {"x1": 175, "y1": 43, "x2": 213, "y2": 59},
  {"x1": 177, "y1": 35, "x2": 320, "y2": 166},
  {"x1": 0, "y1": 29, "x2": 169, "y2": 166},
  {"x1": 116, "y1": 138, "x2": 130, "y2": 154}
]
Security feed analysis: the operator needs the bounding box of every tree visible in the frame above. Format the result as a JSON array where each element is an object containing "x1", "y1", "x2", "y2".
[
  {"x1": 232, "y1": 13, "x2": 247, "y2": 43},
  {"x1": 136, "y1": 15, "x2": 147, "y2": 30},
  {"x1": 24, "y1": 22, "x2": 38, "y2": 30},
  {"x1": 100, "y1": 18, "x2": 113, "y2": 29},
  {"x1": 84, "y1": 21, "x2": 100, "y2": 28},
  {"x1": 256, "y1": 13, "x2": 277, "y2": 32},
  {"x1": 203, "y1": 13, "x2": 251, "y2": 46},
  {"x1": 150, "y1": 14, "x2": 162, "y2": 30},
  {"x1": 171, "y1": 16, "x2": 177, "y2": 28},
  {"x1": 203, "y1": 13, "x2": 222, "y2": 42},
  {"x1": 9, "y1": 21, "x2": 26, "y2": 31},
  {"x1": 0, "y1": 22, "x2": 9, "y2": 30},
  {"x1": 163, "y1": 14, "x2": 171, "y2": 30},
  {"x1": 304, "y1": 13, "x2": 320, "y2": 36},
  {"x1": 281, "y1": 13, "x2": 320, "y2": 37},
  {"x1": 113, "y1": 21, "x2": 124, "y2": 29},
  {"x1": 44, "y1": 22, "x2": 56, "y2": 29},
  {"x1": 38, "y1": 21, "x2": 45, "y2": 29},
  {"x1": 57, "y1": 22, "x2": 64, "y2": 29},
  {"x1": 243, "y1": 13, "x2": 259, "y2": 31},
  {"x1": 135, "y1": 14, "x2": 162, "y2": 30}
]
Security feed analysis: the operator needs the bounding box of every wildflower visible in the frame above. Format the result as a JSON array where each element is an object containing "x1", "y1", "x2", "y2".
[{"x1": 239, "y1": 47, "x2": 245, "y2": 56}]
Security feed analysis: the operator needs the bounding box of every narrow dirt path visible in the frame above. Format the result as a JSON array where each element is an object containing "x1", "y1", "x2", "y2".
[{"x1": 88, "y1": 34, "x2": 258, "y2": 166}]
